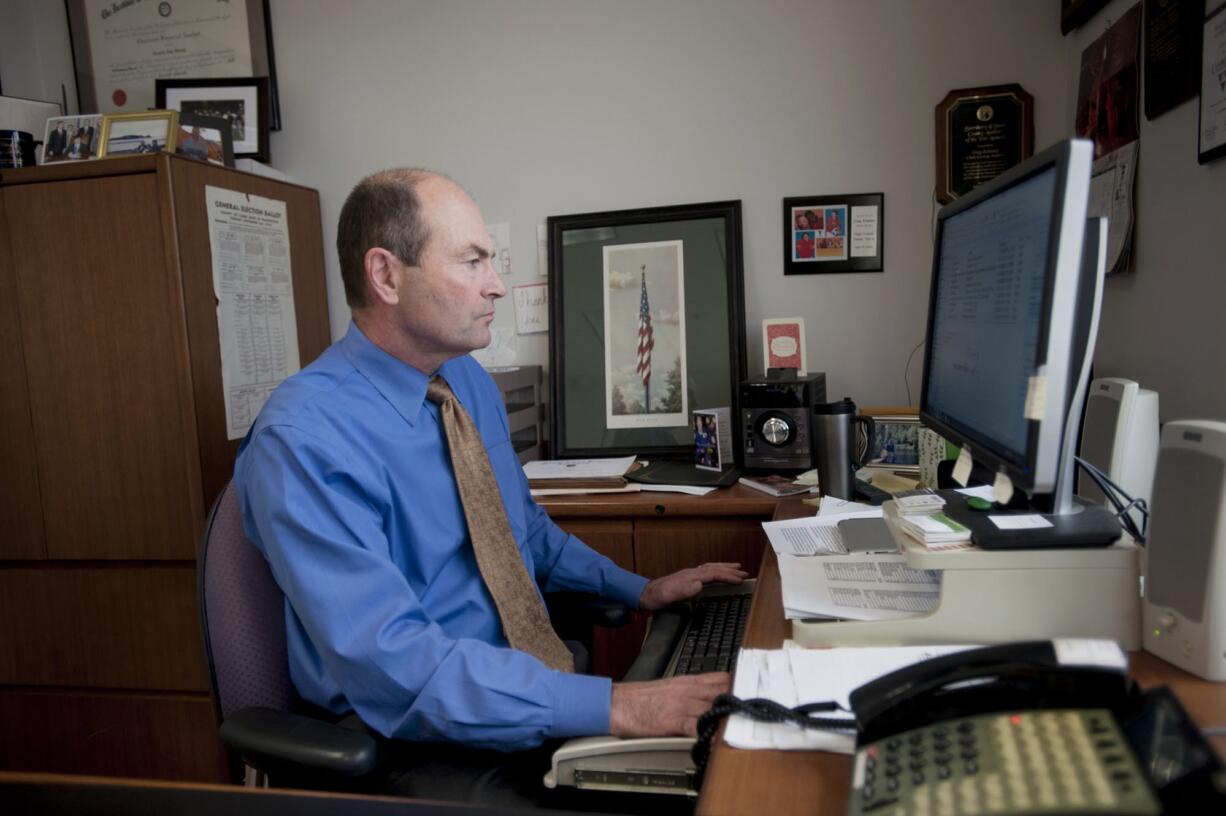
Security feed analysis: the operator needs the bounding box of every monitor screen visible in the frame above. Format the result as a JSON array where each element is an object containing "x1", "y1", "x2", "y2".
[{"x1": 923, "y1": 166, "x2": 1057, "y2": 472}]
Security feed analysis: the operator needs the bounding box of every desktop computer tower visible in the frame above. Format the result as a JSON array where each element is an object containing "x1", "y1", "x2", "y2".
[
  {"x1": 1078, "y1": 378, "x2": 1159, "y2": 530},
  {"x1": 1142, "y1": 420, "x2": 1226, "y2": 681}
]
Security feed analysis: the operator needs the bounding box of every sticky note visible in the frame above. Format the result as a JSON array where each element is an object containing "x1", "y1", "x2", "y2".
[
  {"x1": 1024, "y1": 374, "x2": 1047, "y2": 420},
  {"x1": 953, "y1": 445, "x2": 973, "y2": 487},
  {"x1": 993, "y1": 470, "x2": 1014, "y2": 505},
  {"x1": 988, "y1": 514, "x2": 1054, "y2": 530}
]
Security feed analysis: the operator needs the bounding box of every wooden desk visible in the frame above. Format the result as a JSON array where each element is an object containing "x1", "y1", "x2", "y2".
[
  {"x1": 540, "y1": 485, "x2": 780, "y2": 677},
  {"x1": 696, "y1": 499, "x2": 1226, "y2": 816}
]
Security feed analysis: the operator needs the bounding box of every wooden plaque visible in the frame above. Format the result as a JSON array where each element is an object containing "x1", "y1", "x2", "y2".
[{"x1": 935, "y1": 84, "x2": 1034, "y2": 204}]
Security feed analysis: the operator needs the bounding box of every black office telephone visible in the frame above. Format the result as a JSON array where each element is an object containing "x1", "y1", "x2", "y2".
[{"x1": 846, "y1": 641, "x2": 1226, "y2": 815}]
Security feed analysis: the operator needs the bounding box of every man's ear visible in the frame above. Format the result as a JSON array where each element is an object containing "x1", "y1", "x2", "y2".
[{"x1": 365, "y1": 248, "x2": 401, "y2": 306}]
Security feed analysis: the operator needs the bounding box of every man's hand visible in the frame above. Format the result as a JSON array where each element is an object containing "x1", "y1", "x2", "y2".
[
  {"x1": 609, "y1": 673, "x2": 730, "y2": 738},
  {"x1": 639, "y1": 562, "x2": 749, "y2": 611}
]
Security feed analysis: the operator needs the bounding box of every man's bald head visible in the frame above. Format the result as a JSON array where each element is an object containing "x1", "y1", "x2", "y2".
[{"x1": 336, "y1": 168, "x2": 451, "y2": 310}]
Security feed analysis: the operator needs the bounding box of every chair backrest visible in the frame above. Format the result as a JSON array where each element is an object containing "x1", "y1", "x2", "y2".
[{"x1": 197, "y1": 479, "x2": 298, "y2": 720}]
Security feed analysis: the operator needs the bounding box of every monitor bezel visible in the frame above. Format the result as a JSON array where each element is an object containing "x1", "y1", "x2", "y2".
[{"x1": 919, "y1": 139, "x2": 1092, "y2": 496}]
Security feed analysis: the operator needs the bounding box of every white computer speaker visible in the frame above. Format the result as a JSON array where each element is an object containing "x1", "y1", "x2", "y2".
[
  {"x1": 1078, "y1": 377, "x2": 1159, "y2": 530},
  {"x1": 1142, "y1": 419, "x2": 1226, "y2": 681}
]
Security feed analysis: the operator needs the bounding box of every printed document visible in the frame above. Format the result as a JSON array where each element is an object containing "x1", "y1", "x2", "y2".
[{"x1": 778, "y1": 551, "x2": 940, "y2": 621}]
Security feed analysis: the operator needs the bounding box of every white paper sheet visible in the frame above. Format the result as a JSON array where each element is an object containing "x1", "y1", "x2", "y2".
[
  {"x1": 724, "y1": 645, "x2": 974, "y2": 753},
  {"x1": 778, "y1": 551, "x2": 940, "y2": 621},
  {"x1": 521, "y1": 456, "x2": 636, "y2": 480},
  {"x1": 763, "y1": 509, "x2": 884, "y2": 556},
  {"x1": 205, "y1": 186, "x2": 299, "y2": 440}
]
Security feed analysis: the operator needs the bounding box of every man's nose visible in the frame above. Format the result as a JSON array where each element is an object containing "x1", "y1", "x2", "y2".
[{"x1": 485, "y1": 259, "x2": 507, "y2": 298}]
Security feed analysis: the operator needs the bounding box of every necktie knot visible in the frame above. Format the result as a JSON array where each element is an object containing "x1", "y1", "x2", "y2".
[{"x1": 426, "y1": 375, "x2": 454, "y2": 407}]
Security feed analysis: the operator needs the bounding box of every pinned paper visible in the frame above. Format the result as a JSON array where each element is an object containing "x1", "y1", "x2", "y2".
[
  {"x1": 1024, "y1": 373, "x2": 1048, "y2": 420},
  {"x1": 487, "y1": 222, "x2": 512, "y2": 275},
  {"x1": 512, "y1": 283, "x2": 548, "y2": 334},
  {"x1": 993, "y1": 470, "x2": 1014, "y2": 505},
  {"x1": 953, "y1": 445, "x2": 973, "y2": 487}
]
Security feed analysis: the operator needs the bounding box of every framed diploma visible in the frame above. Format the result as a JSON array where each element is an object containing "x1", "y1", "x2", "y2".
[
  {"x1": 935, "y1": 84, "x2": 1033, "y2": 205},
  {"x1": 1201, "y1": 3, "x2": 1226, "y2": 165},
  {"x1": 66, "y1": 0, "x2": 281, "y2": 130}
]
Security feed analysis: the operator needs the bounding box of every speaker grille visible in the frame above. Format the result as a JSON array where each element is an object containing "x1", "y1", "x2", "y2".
[
  {"x1": 1078, "y1": 394, "x2": 1120, "y2": 504},
  {"x1": 1146, "y1": 447, "x2": 1224, "y2": 621}
]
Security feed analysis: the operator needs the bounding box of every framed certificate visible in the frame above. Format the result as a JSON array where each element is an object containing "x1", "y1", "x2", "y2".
[{"x1": 1200, "y1": 3, "x2": 1226, "y2": 164}]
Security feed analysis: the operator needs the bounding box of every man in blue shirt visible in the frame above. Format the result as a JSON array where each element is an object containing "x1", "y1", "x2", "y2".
[{"x1": 235, "y1": 168, "x2": 746, "y2": 803}]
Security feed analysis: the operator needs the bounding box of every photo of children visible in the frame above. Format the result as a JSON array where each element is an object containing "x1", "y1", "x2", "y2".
[{"x1": 791, "y1": 204, "x2": 848, "y2": 261}]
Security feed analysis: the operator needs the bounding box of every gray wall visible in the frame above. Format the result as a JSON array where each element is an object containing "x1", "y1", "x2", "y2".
[{"x1": 4, "y1": 0, "x2": 1221, "y2": 420}]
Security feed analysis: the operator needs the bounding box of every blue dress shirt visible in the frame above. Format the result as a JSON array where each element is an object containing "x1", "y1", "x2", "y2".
[{"x1": 234, "y1": 322, "x2": 648, "y2": 750}]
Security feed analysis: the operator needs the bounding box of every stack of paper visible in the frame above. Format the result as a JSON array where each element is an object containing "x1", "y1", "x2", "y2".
[
  {"x1": 893, "y1": 512, "x2": 972, "y2": 549},
  {"x1": 725, "y1": 645, "x2": 976, "y2": 753},
  {"x1": 522, "y1": 456, "x2": 637, "y2": 495}
]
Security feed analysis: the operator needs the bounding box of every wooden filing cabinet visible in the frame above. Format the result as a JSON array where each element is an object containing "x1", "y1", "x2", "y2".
[{"x1": 0, "y1": 155, "x2": 330, "y2": 782}]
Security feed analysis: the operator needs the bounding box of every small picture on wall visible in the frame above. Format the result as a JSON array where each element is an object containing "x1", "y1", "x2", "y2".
[
  {"x1": 790, "y1": 205, "x2": 847, "y2": 262},
  {"x1": 783, "y1": 193, "x2": 884, "y2": 275}
]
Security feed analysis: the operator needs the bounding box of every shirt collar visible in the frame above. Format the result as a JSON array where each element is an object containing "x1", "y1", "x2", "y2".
[{"x1": 339, "y1": 321, "x2": 437, "y2": 426}]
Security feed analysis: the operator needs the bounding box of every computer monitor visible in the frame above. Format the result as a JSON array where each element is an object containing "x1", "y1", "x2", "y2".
[{"x1": 919, "y1": 138, "x2": 1121, "y2": 548}]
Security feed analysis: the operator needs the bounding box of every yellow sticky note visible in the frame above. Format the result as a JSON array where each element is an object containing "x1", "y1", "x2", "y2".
[
  {"x1": 993, "y1": 470, "x2": 1014, "y2": 505},
  {"x1": 1024, "y1": 375, "x2": 1047, "y2": 420},
  {"x1": 953, "y1": 445, "x2": 973, "y2": 487}
]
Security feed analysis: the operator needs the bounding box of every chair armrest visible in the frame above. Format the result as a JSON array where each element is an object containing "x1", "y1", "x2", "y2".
[
  {"x1": 219, "y1": 707, "x2": 379, "y2": 782},
  {"x1": 545, "y1": 592, "x2": 632, "y2": 628}
]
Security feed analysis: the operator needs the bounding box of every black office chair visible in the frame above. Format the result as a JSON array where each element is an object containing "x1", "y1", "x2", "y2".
[{"x1": 197, "y1": 479, "x2": 632, "y2": 790}]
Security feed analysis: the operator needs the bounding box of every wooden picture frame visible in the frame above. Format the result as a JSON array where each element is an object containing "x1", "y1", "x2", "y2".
[
  {"x1": 65, "y1": 0, "x2": 281, "y2": 130},
  {"x1": 547, "y1": 200, "x2": 747, "y2": 460},
  {"x1": 156, "y1": 77, "x2": 270, "y2": 162},
  {"x1": 856, "y1": 407, "x2": 921, "y2": 475},
  {"x1": 98, "y1": 110, "x2": 179, "y2": 158}
]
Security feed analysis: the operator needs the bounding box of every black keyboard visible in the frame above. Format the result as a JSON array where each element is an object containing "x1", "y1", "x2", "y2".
[{"x1": 670, "y1": 591, "x2": 752, "y2": 676}]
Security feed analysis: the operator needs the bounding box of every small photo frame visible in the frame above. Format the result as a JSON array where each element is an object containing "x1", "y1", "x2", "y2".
[
  {"x1": 42, "y1": 114, "x2": 103, "y2": 163},
  {"x1": 857, "y1": 411, "x2": 921, "y2": 474},
  {"x1": 693, "y1": 407, "x2": 732, "y2": 472},
  {"x1": 175, "y1": 112, "x2": 235, "y2": 167},
  {"x1": 782, "y1": 193, "x2": 883, "y2": 274},
  {"x1": 156, "y1": 77, "x2": 270, "y2": 162},
  {"x1": 762, "y1": 317, "x2": 806, "y2": 375},
  {"x1": 98, "y1": 110, "x2": 178, "y2": 158}
]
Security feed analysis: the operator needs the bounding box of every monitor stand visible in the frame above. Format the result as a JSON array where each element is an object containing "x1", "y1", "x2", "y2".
[{"x1": 939, "y1": 489, "x2": 1122, "y2": 550}]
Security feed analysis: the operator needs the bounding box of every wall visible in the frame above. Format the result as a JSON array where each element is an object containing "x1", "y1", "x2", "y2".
[
  {"x1": 5, "y1": 1, "x2": 1219, "y2": 418},
  {"x1": 1064, "y1": 0, "x2": 1226, "y2": 422}
]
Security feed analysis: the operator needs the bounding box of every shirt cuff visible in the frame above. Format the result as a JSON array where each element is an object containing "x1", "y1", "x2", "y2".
[
  {"x1": 606, "y1": 569, "x2": 651, "y2": 609},
  {"x1": 546, "y1": 671, "x2": 613, "y2": 739}
]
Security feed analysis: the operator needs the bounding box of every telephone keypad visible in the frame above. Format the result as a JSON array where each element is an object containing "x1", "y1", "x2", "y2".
[{"x1": 849, "y1": 709, "x2": 1160, "y2": 816}]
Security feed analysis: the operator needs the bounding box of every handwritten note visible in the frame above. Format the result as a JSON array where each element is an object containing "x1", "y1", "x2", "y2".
[{"x1": 513, "y1": 283, "x2": 548, "y2": 335}]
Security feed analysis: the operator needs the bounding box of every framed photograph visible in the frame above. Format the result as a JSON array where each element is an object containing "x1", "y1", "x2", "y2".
[
  {"x1": 548, "y1": 200, "x2": 747, "y2": 460},
  {"x1": 98, "y1": 110, "x2": 179, "y2": 158},
  {"x1": 42, "y1": 114, "x2": 103, "y2": 163},
  {"x1": 1200, "y1": 3, "x2": 1226, "y2": 165},
  {"x1": 175, "y1": 112, "x2": 235, "y2": 167},
  {"x1": 65, "y1": 0, "x2": 280, "y2": 130},
  {"x1": 763, "y1": 317, "x2": 806, "y2": 375},
  {"x1": 856, "y1": 409, "x2": 921, "y2": 475},
  {"x1": 782, "y1": 193, "x2": 883, "y2": 274},
  {"x1": 156, "y1": 77, "x2": 270, "y2": 162},
  {"x1": 692, "y1": 408, "x2": 732, "y2": 472}
]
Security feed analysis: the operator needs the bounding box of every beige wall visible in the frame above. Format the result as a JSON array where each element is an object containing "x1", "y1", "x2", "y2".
[{"x1": 4, "y1": 0, "x2": 1220, "y2": 419}]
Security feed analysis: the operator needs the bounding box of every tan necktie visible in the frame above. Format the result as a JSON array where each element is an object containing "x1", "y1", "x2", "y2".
[{"x1": 426, "y1": 376, "x2": 574, "y2": 672}]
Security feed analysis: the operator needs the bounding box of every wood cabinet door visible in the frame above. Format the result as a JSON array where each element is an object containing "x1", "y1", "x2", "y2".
[
  {"x1": 634, "y1": 517, "x2": 768, "y2": 579},
  {"x1": 5, "y1": 173, "x2": 203, "y2": 559},
  {"x1": 0, "y1": 190, "x2": 46, "y2": 558}
]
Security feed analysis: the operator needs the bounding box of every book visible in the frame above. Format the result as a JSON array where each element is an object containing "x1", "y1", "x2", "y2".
[
  {"x1": 738, "y1": 474, "x2": 816, "y2": 497},
  {"x1": 523, "y1": 455, "x2": 637, "y2": 490}
]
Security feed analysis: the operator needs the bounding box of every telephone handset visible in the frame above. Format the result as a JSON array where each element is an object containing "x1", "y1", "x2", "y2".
[
  {"x1": 845, "y1": 640, "x2": 1226, "y2": 815},
  {"x1": 849, "y1": 640, "x2": 1134, "y2": 745}
]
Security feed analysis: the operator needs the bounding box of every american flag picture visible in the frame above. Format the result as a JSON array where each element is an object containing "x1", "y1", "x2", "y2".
[
  {"x1": 603, "y1": 240, "x2": 687, "y2": 429},
  {"x1": 635, "y1": 266, "x2": 654, "y2": 392}
]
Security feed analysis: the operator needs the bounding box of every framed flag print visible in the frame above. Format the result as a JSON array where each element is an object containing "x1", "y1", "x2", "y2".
[{"x1": 547, "y1": 200, "x2": 747, "y2": 460}]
